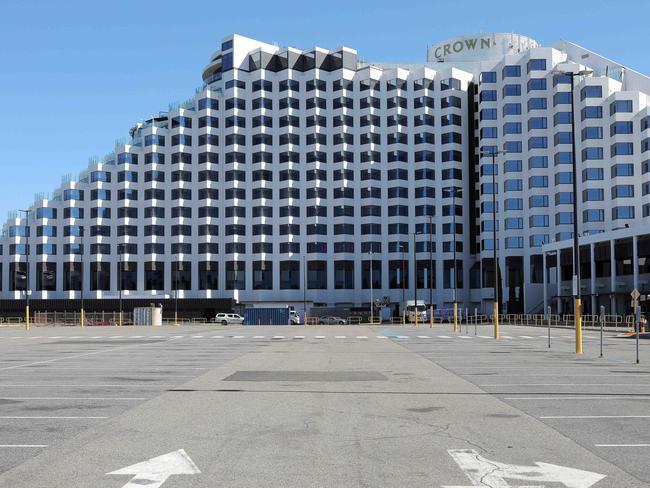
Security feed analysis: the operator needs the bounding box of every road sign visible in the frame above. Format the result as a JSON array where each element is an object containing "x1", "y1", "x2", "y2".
[
  {"x1": 443, "y1": 449, "x2": 605, "y2": 488},
  {"x1": 631, "y1": 288, "x2": 640, "y2": 301},
  {"x1": 107, "y1": 449, "x2": 200, "y2": 488}
]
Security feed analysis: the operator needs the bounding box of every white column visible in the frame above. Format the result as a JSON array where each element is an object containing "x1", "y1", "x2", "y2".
[
  {"x1": 610, "y1": 239, "x2": 617, "y2": 314},
  {"x1": 590, "y1": 243, "x2": 596, "y2": 314}
]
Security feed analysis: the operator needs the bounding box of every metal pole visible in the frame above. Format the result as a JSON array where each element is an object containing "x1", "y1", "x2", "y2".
[
  {"x1": 547, "y1": 305, "x2": 552, "y2": 348},
  {"x1": 453, "y1": 187, "x2": 458, "y2": 333},
  {"x1": 413, "y1": 232, "x2": 418, "y2": 327},
  {"x1": 400, "y1": 250, "x2": 406, "y2": 325},
  {"x1": 174, "y1": 256, "x2": 179, "y2": 326},
  {"x1": 118, "y1": 244, "x2": 123, "y2": 327},
  {"x1": 492, "y1": 152, "x2": 499, "y2": 340},
  {"x1": 19, "y1": 210, "x2": 31, "y2": 330},
  {"x1": 80, "y1": 226, "x2": 84, "y2": 328},
  {"x1": 569, "y1": 72, "x2": 583, "y2": 354},
  {"x1": 634, "y1": 300, "x2": 641, "y2": 364},
  {"x1": 599, "y1": 305, "x2": 605, "y2": 358},
  {"x1": 474, "y1": 308, "x2": 477, "y2": 336},
  {"x1": 369, "y1": 251, "x2": 373, "y2": 325},
  {"x1": 429, "y1": 214, "x2": 433, "y2": 328},
  {"x1": 303, "y1": 255, "x2": 307, "y2": 326}
]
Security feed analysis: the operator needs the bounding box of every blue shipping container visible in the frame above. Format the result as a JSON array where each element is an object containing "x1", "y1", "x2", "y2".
[{"x1": 244, "y1": 308, "x2": 290, "y2": 326}]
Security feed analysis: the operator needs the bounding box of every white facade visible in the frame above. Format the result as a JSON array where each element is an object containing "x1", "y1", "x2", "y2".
[{"x1": 3, "y1": 32, "x2": 650, "y2": 314}]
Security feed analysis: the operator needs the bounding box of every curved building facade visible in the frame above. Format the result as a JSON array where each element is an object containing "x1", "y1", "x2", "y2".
[{"x1": 3, "y1": 33, "x2": 650, "y2": 316}]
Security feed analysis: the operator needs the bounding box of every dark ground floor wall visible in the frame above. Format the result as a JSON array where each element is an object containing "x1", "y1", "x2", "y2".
[{"x1": 0, "y1": 298, "x2": 236, "y2": 320}]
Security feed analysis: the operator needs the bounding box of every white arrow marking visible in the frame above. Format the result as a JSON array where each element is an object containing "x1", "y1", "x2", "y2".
[
  {"x1": 107, "y1": 449, "x2": 200, "y2": 488},
  {"x1": 443, "y1": 449, "x2": 605, "y2": 488}
]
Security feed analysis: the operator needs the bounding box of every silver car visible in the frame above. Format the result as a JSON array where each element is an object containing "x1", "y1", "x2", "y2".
[
  {"x1": 215, "y1": 313, "x2": 244, "y2": 325},
  {"x1": 318, "y1": 316, "x2": 347, "y2": 325}
]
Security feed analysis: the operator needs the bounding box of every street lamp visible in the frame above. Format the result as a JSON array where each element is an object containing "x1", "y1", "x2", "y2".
[
  {"x1": 444, "y1": 187, "x2": 462, "y2": 333},
  {"x1": 18, "y1": 209, "x2": 31, "y2": 330},
  {"x1": 79, "y1": 225, "x2": 85, "y2": 328},
  {"x1": 428, "y1": 214, "x2": 434, "y2": 328},
  {"x1": 368, "y1": 251, "x2": 374, "y2": 324},
  {"x1": 174, "y1": 255, "x2": 179, "y2": 326},
  {"x1": 480, "y1": 150, "x2": 507, "y2": 340},
  {"x1": 554, "y1": 68, "x2": 593, "y2": 355},
  {"x1": 118, "y1": 243, "x2": 123, "y2": 327},
  {"x1": 401, "y1": 243, "x2": 406, "y2": 324},
  {"x1": 412, "y1": 231, "x2": 421, "y2": 327}
]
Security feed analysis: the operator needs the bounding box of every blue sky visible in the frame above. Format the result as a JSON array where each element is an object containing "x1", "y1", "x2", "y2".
[{"x1": 1, "y1": 0, "x2": 648, "y2": 220}]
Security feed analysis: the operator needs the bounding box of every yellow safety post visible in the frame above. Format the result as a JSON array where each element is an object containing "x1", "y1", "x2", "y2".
[
  {"x1": 493, "y1": 302, "x2": 499, "y2": 340},
  {"x1": 175, "y1": 311, "x2": 179, "y2": 327},
  {"x1": 414, "y1": 308, "x2": 418, "y2": 328},
  {"x1": 402, "y1": 309, "x2": 406, "y2": 326},
  {"x1": 80, "y1": 309, "x2": 85, "y2": 328},
  {"x1": 119, "y1": 311, "x2": 123, "y2": 327},
  {"x1": 453, "y1": 302, "x2": 458, "y2": 333},
  {"x1": 575, "y1": 297, "x2": 583, "y2": 354},
  {"x1": 429, "y1": 304, "x2": 433, "y2": 328},
  {"x1": 25, "y1": 305, "x2": 30, "y2": 331}
]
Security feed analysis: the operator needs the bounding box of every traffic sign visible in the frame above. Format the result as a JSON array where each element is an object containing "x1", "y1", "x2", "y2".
[{"x1": 631, "y1": 288, "x2": 640, "y2": 301}]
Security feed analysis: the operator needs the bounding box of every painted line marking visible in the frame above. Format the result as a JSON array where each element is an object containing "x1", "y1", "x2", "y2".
[
  {"x1": 107, "y1": 449, "x2": 200, "y2": 488},
  {"x1": 0, "y1": 396, "x2": 145, "y2": 400},
  {"x1": 0, "y1": 384, "x2": 171, "y2": 388},
  {"x1": 458, "y1": 336, "x2": 472, "y2": 339},
  {"x1": 232, "y1": 335, "x2": 244, "y2": 339},
  {"x1": 438, "y1": 335, "x2": 451, "y2": 339},
  {"x1": 151, "y1": 336, "x2": 164, "y2": 339},
  {"x1": 505, "y1": 396, "x2": 645, "y2": 400},
  {"x1": 356, "y1": 336, "x2": 368, "y2": 339},
  {"x1": 0, "y1": 445, "x2": 48, "y2": 448},
  {"x1": 211, "y1": 335, "x2": 223, "y2": 338},
  {"x1": 293, "y1": 336, "x2": 305, "y2": 339},
  {"x1": 171, "y1": 335, "x2": 184, "y2": 339},
  {"x1": 110, "y1": 336, "x2": 124, "y2": 339},
  {"x1": 131, "y1": 336, "x2": 144, "y2": 339},
  {"x1": 417, "y1": 335, "x2": 430, "y2": 339},
  {"x1": 501, "y1": 335, "x2": 514, "y2": 339},
  {"x1": 595, "y1": 444, "x2": 650, "y2": 447},
  {"x1": 396, "y1": 335, "x2": 409, "y2": 339},
  {"x1": 252, "y1": 335, "x2": 265, "y2": 339},
  {"x1": 335, "y1": 335, "x2": 347, "y2": 339},
  {"x1": 481, "y1": 383, "x2": 650, "y2": 387},
  {"x1": 376, "y1": 335, "x2": 387, "y2": 339},
  {"x1": 272, "y1": 336, "x2": 285, "y2": 339},
  {"x1": 519, "y1": 335, "x2": 534, "y2": 339},
  {"x1": 0, "y1": 416, "x2": 109, "y2": 419},
  {"x1": 542, "y1": 415, "x2": 650, "y2": 419},
  {"x1": 192, "y1": 336, "x2": 204, "y2": 339},
  {"x1": 314, "y1": 335, "x2": 326, "y2": 339}
]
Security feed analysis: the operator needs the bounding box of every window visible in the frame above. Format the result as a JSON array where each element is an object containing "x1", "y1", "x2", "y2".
[
  {"x1": 612, "y1": 185, "x2": 634, "y2": 198},
  {"x1": 583, "y1": 188, "x2": 604, "y2": 201},
  {"x1": 502, "y1": 103, "x2": 521, "y2": 115},
  {"x1": 611, "y1": 121, "x2": 633, "y2": 136},
  {"x1": 529, "y1": 175, "x2": 548, "y2": 188},
  {"x1": 583, "y1": 167, "x2": 604, "y2": 181},
  {"x1": 528, "y1": 117, "x2": 547, "y2": 130},
  {"x1": 502, "y1": 84, "x2": 521, "y2": 97},
  {"x1": 583, "y1": 209, "x2": 605, "y2": 222},
  {"x1": 481, "y1": 71, "x2": 497, "y2": 83},
  {"x1": 610, "y1": 100, "x2": 633, "y2": 115},
  {"x1": 612, "y1": 206, "x2": 635, "y2": 219},
  {"x1": 581, "y1": 85, "x2": 602, "y2": 100},
  {"x1": 527, "y1": 97, "x2": 547, "y2": 110},
  {"x1": 611, "y1": 142, "x2": 634, "y2": 156},
  {"x1": 527, "y1": 78, "x2": 546, "y2": 91},
  {"x1": 582, "y1": 147, "x2": 604, "y2": 160},
  {"x1": 612, "y1": 163, "x2": 633, "y2": 177},
  {"x1": 527, "y1": 59, "x2": 546, "y2": 72},
  {"x1": 502, "y1": 65, "x2": 521, "y2": 78},
  {"x1": 582, "y1": 127, "x2": 603, "y2": 140}
]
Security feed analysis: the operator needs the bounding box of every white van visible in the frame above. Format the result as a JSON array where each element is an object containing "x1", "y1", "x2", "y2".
[
  {"x1": 404, "y1": 300, "x2": 427, "y2": 323},
  {"x1": 289, "y1": 310, "x2": 301, "y2": 325}
]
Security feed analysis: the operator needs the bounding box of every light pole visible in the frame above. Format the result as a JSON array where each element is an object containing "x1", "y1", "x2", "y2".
[
  {"x1": 401, "y1": 243, "x2": 406, "y2": 324},
  {"x1": 555, "y1": 68, "x2": 592, "y2": 354},
  {"x1": 302, "y1": 255, "x2": 307, "y2": 326},
  {"x1": 368, "y1": 251, "x2": 374, "y2": 324},
  {"x1": 18, "y1": 209, "x2": 31, "y2": 330},
  {"x1": 480, "y1": 150, "x2": 507, "y2": 339},
  {"x1": 413, "y1": 231, "x2": 421, "y2": 327},
  {"x1": 118, "y1": 243, "x2": 123, "y2": 327},
  {"x1": 428, "y1": 214, "x2": 433, "y2": 328},
  {"x1": 444, "y1": 187, "x2": 461, "y2": 333},
  {"x1": 79, "y1": 226, "x2": 84, "y2": 328},
  {"x1": 174, "y1": 255, "x2": 179, "y2": 326}
]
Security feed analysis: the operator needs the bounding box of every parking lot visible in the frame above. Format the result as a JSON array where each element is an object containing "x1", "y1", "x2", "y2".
[{"x1": 0, "y1": 323, "x2": 646, "y2": 487}]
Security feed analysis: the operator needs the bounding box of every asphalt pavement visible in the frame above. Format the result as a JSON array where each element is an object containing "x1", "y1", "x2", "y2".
[{"x1": 0, "y1": 323, "x2": 646, "y2": 487}]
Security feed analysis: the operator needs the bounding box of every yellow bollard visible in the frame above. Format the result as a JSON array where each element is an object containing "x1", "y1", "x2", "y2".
[
  {"x1": 575, "y1": 297, "x2": 583, "y2": 354},
  {"x1": 119, "y1": 311, "x2": 123, "y2": 327},
  {"x1": 25, "y1": 305, "x2": 30, "y2": 331},
  {"x1": 414, "y1": 307, "x2": 418, "y2": 328},
  {"x1": 453, "y1": 302, "x2": 458, "y2": 333},
  {"x1": 493, "y1": 302, "x2": 499, "y2": 340},
  {"x1": 429, "y1": 304, "x2": 433, "y2": 328},
  {"x1": 175, "y1": 311, "x2": 179, "y2": 326},
  {"x1": 80, "y1": 309, "x2": 85, "y2": 328}
]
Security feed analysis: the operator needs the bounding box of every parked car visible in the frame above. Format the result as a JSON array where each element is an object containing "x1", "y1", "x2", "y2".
[
  {"x1": 215, "y1": 313, "x2": 244, "y2": 326},
  {"x1": 289, "y1": 310, "x2": 301, "y2": 325},
  {"x1": 318, "y1": 316, "x2": 347, "y2": 325}
]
